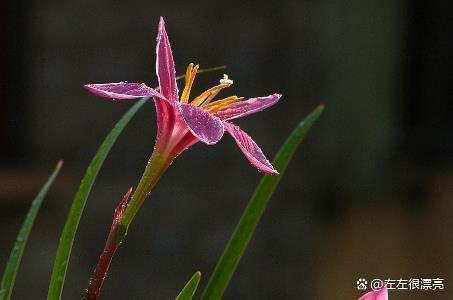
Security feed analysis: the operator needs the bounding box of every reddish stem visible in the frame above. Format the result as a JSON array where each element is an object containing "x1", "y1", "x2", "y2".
[
  {"x1": 83, "y1": 143, "x2": 174, "y2": 299},
  {"x1": 83, "y1": 188, "x2": 132, "y2": 300}
]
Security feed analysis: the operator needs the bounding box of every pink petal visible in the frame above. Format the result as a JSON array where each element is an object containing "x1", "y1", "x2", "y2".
[
  {"x1": 223, "y1": 121, "x2": 278, "y2": 175},
  {"x1": 156, "y1": 17, "x2": 179, "y2": 102},
  {"x1": 216, "y1": 94, "x2": 282, "y2": 120},
  {"x1": 153, "y1": 96, "x2": 177, "y2": 148},
  {"x1": 359, "y1": 287, "x2": 388, "y2": 300},
  {"x1": 84, "y1": 82, "x2": 165, "y2": 100},
  {"x1": 179, "y1": 103, "x2": 224, "y2": 145}
]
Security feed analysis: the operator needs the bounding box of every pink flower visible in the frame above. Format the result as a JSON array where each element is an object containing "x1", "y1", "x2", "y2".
[
  {"x1": 85, "y1": 17, "x2": 281, "y2": 175},
  {"x1": 359, "y1": 286, "x2": 388, "y2": 300}
]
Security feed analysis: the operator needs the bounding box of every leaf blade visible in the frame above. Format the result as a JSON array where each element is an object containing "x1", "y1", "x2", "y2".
[
  {"x1": 175, "y1": 271, "x2": 201, "y2": 300},
  {"x1": 0, "y1": 161, "x2": 63, "y2": 300},
  {"x1": 201, "y1": 105, "x2": 324, "y2": 300},
  {"x1": 47, "y1": 98, "x2": 148, "y2": 300}
]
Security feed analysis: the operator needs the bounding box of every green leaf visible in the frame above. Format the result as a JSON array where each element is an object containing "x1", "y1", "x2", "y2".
[
  {"x1": 47, "y1": 98, "x2": 148, "y2": 300},
  {"x1": 175, "y1": 65, "x2": 226, "y2": 81},
  {"x1": 0, "y1": 161, "x2": 63, "y2": 300},
  {"x1": 201, "y1": 105, "x2": 324, "y2": 300},
  {"x1": 175, "y1": 272, "x2": 201, "y2": 300}
]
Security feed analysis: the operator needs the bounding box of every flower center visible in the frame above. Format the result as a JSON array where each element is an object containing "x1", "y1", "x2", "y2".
[{"x1": 180, "y1": 63, "x2": 243, "y2": 114}]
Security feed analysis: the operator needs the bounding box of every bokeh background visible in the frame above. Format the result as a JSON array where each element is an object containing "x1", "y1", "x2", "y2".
[{"x1": 1, "y1": 0, "x2": 452, "y2": 299}]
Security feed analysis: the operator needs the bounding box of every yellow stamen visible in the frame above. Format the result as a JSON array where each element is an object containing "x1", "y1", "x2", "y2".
[
  {"x1": 202, "y1": 96, "x2": 241, "y2": 108},
  {"x1": 205, "y1": 96, "x2": 244, "y2": 114},
  {"x1": 184, "y1": 63, "x2": 193, "y2": 84},
  {"x1": 190, "y1": 83, "x2": 231, "y2": 107},
  {"x1": 180, "y1": 63, "x2": 199, "y2": 103}
]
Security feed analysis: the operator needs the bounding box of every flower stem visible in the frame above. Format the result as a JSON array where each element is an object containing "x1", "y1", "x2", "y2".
[
  {"x1": 84, "y1": 237, "x2": 118, "y2": 300},
  {"x1": 120, "y1": 149, "x2": 172, "y2": 231},
  {"x1": 83, "y1": 188, "x2": 131, "y2": 300},
  {"x1": 83, "y1": 149, "x2": 172, "y2": 300}
]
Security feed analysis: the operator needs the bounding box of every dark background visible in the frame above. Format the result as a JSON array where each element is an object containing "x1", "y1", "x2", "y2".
[{"x1": 1, "y1": 0, "x2": 452, "y2": 299}]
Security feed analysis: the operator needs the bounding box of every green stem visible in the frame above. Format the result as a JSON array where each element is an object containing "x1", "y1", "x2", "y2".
[{"x1": 119, "y1": 149, "x2": 172, "y2": 234}]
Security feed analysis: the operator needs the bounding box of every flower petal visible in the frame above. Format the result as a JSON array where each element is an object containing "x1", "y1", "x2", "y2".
[
  {"x1": 359, "y1": 287, "x2": 388, "y2": 300},
  {"x1": 179, "y1": 103, "x2": 224, "y2": 145},
  {"x1": 84, "y1": 82, "x2": 165, "y2": 100},
  {"x1": 156, "y1": 17, "x2": 179, "y2": 102},
  {"x1": 216, "y1": 94, "x2": 282, "y2": 120},
  {"x1": 153, "y1": 96, "x2": 177, "y2": 149},
  {"x1": 223, "y1": 121, "x2": 278, "y2": 175}
]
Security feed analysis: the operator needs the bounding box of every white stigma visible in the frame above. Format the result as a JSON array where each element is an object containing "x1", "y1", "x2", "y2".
[{"x1": 220, "y1": 74, "x2": 233, "y2": 85}]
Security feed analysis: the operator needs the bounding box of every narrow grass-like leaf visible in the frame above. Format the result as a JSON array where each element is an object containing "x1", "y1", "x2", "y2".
[
  {"x1": 175, "y1": 271, "x2": 201, "y2": 300},
  {"x1": 201, "y1": 105, "x2": 324, "y2": 300},
  {"x1": 47, "y1": 98, "x2": 148, "y2": 300},
  {"x1": 0, "y1": 161, "x2": 63, "y2": 300},
  {"x1": 175, "y1": 65, "x2": 226, "y2": 81}
]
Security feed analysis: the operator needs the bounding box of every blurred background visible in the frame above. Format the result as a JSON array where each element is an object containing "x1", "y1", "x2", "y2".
[{"x1": 1, "y1": 0, "x2": 452, "y2": 299}]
